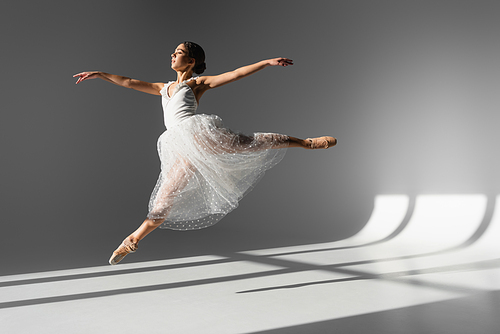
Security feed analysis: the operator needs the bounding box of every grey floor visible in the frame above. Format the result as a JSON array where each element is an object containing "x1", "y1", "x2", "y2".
[{"x1": 1, "y1": 194, "x2": 499, "y2": 334}]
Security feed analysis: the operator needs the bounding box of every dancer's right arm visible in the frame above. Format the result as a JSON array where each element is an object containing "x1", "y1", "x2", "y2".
[{"x1": 73, "y1": 71, "x2": 164, "y2": 95}]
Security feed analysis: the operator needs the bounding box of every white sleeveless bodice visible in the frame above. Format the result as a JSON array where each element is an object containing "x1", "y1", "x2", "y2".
[{"x1": 159, "y1": 78, "x2": 198, "y2": 128}]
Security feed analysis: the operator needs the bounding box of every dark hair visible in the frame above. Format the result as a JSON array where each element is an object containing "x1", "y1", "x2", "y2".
[{"x1": 183, "y1": 41, "x2": 206, "y2": 74}]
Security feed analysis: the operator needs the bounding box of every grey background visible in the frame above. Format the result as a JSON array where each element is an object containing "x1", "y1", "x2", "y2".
[{"x1": 1, "y1": 0, "x2": 500, "y2": 275}]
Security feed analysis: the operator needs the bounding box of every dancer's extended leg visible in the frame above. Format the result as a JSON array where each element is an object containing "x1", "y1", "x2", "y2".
[
  {"x1": 109, "y1": 158, "x2": 195, "y2": 265},
  {"x1": 287, "y1": 136, "x2": 337, "y2": 149},
  {"x1": 236, "y1": 133, "x2": 337, "y2": 150}
]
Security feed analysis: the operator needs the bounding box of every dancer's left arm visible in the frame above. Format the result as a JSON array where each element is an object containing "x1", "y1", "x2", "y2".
[{"x1": 196, "y1": 58, "x2": 293, "y2": 90}]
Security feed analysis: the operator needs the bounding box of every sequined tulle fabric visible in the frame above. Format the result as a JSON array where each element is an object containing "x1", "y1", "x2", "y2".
[{"x1": 146, "y1": 80, "x2": 288, "y2": 230}]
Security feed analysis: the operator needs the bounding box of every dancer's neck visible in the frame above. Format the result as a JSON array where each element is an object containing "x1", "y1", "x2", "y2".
[{"x1": 175, "y1": 70, "x2": 194, "y2": 84}]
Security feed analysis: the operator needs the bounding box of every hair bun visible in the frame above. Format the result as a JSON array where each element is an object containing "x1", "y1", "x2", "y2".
[{"x1": 194, "y1": 62, "x2": 206, "y2": 74}]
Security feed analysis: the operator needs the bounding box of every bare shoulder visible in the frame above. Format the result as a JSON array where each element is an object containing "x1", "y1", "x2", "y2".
[
  {"x1": 186, "y1": 76, "x2": 210, "y2": 102},
  {"x1": 190, "y1": 75, "x2": 222, "y2": 91},
  {"x1": 187, "y1": 76, "x2": 210, "y2": 92},
  {"x1": 193, "y1": 76, "x2": 209, "y2": 87}
]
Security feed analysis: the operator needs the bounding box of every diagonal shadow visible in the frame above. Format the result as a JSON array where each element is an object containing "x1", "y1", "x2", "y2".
[
  {"x1": 0, "y1": 258, "x2": 229, "y2": 288},
  {"x1": 236, "y1": 258, "x2": 500, "y2": 294},
  {"x1": 0, "y1": 268, "x2": 290, "y2": 309}
]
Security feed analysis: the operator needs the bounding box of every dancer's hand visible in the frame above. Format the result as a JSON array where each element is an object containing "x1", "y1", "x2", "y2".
[
  {"x1": 73, "y1": 71, "x2": 101, "y2": 84},
  {"x1": 268, "y1": 58, "x2": 293, "y2": 67}
]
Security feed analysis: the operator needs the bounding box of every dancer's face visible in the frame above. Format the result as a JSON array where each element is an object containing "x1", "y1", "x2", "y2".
[{"x1": 171, "y1": 44, "x2": 194, "y2": 71}]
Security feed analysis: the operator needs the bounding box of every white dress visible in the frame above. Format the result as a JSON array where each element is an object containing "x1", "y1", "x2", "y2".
[{"x1": 147, "y1": 78, "x2": 288, "y2": 230}]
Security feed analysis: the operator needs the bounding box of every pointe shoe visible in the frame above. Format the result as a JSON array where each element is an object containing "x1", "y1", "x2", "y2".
[
  {"x1": 109, "y1": 238, "x2": 138, "y2": 265},
  {"x1": 307, "y1": 136, "x2": 337, "y2": 149}
]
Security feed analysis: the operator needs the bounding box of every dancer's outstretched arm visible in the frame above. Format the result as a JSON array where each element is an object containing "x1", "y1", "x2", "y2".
[
  {"x1": 196, "y1": 57, "x2": 293, "y2": 90},
  {"x1": 73, "y1": 71, "x2": 164, "y2": 95}
]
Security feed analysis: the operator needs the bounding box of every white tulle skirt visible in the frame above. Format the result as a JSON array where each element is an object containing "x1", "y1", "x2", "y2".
[{"x1": 147, "y1": 114, "x2": 288, "y2": 230}]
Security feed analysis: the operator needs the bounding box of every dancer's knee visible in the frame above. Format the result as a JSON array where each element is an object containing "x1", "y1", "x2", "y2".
[{"x1": 145, "y1": 217, "x2": 165, "y2": 227}]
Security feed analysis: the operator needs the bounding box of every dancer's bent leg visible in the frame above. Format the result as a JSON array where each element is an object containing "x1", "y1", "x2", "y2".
[{"x1": 109, "y1": 158, "x2": 195, "y2": 265}]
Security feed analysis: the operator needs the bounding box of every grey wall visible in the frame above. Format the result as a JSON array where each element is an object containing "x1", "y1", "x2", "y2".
[{"x1": 2, "y1": 0, "x2": 500, "y2": 275}]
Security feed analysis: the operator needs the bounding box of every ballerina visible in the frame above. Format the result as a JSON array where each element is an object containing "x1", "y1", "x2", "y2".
[{"x1": 74, "y1": 41, "x2": 336, "y2": 265}]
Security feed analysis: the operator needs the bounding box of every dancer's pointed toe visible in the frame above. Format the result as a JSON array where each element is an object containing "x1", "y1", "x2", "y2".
[
  {"x1": 307, "y1": 136, "x2": 337, "y2": 149},
  {"x1": 109, "y1": 238, "x2": 138, "y2": 265}
]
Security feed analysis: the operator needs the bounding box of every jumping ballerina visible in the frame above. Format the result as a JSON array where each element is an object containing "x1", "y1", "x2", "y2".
[{"x1": 74, "y1": 41, "x2": 337, "y2": 265}]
